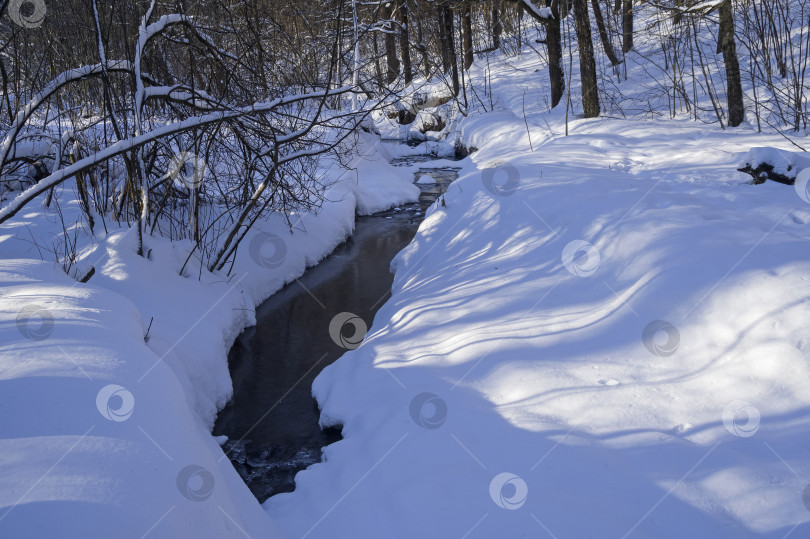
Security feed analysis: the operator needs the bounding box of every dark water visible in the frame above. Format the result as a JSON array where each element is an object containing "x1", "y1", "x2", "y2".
[{"x1": 213, "y1": 160, "x2": 460, "y2": 503}]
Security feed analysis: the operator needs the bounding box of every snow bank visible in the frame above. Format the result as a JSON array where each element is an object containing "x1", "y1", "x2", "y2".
[
  {"x1": 0, "y1": 134, "x2": 415, "y2": 537},
  {"x1": 347, "y1": 132, "x2": 420, "y2": 216},
  {"x1": 738, "y1": 147, "x2": 810, "y2": 184},
  {"x1": 741, "y1": 147, "x2": 810, "y2": 176},
  {"x1": 265, "y1": 53, "x2": 810, "y2": 539},
  {"x1": 0, "y1": 259, "x2": 286, "y2": 538}
]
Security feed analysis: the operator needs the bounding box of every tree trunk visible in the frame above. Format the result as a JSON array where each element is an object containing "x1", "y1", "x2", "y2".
[
  {"x1": 372, "y1": 32, "x2": 383, "y2": 88},
  {"x1": 573, "y1": 0, "x2": 600, "y2": 117},
  {"x1": 416, "y1": 13, "x2": 430, "y2": 76},
  {"x1": 591, "y1": 0, "x2": 621, "y2": 66},
  {"x1": 440, "y1": 4, "x2": 460, "y2": 95},
  {"x1": 399, "y1": 0, "x2": 413, "y2": 85},
  {"x1": 621, "y1": 0, "x2": 633, "y2": 53},
  {"x1": 383, "y1": 3, "x2": 400, "y2": 84},
  {"x1": 547, "y1": 0, "x2": 565, "y2": 108},
  {"x1": 511, "y1": 0, "x2": 565, "y2": 108},
  {"x1": 492, "y1": 2, "x2": 502, "y2": 49},
  {"x1": 463, "y1": 2, "x2": 474, "y2": 70},
  {"x1": 439, "y1": 8, "x2": 451, "y2": 73},
  {"x1": 718, "y1": 0, "x2": 744, "y2": 126}
]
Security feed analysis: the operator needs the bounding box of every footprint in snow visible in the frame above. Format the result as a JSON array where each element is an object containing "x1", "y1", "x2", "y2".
[{"x1": 598, "y1": 378, "x2": 620, "y2": 386}]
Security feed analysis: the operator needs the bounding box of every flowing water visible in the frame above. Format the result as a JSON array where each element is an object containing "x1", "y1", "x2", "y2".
[{"x1": 213, "y1": 158, "x2": 460, "y2": 502}]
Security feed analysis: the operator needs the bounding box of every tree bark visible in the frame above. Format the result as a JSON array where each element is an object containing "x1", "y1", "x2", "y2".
[
  {"x1": 621, "y1": 0, "x2": 633, "y2": 53},
  {"x1": 439, "y1": 7, "x2": 451, "y2": 73},
  {"x1": 547, "y1": 0, "x2": 565, "y2": 108},
  {"x1": 573, "y1": 0, "x2": 600, "y2": 117},
  {"x1": 416, "y1": 12, "x2": 430, "y2": 76},
  {"x1": 591, "y1": 0, "x2": 621, "y2": 66},
  {"x1": 382, "y1": 3, "x2": 400, "y2": 84},
  {"x1": 508, "y1": 0, "x2": 565, "y2": 108},
  {"x1": 439, "y1": 4, "x2": 460, "y2": 95},
  {"x1": 718, "y1": 0, "x2": 744, "y2": 126},
  {"x1": 492, "y1": 1, "x2": 502, "y2": 49},
  {"x1": 399, "y1": 0, "x2": 413, "y2": 84},
  {"x1": 463, "y1": 2, "x2": 474, "y2": 70},
  {"x1": 372, "y1": 32, "x2": 383, "y2": 88}
]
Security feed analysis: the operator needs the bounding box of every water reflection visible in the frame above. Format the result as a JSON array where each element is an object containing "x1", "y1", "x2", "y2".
[{"x1": 213, "y1": 161, "x2": 460, "y2": 502}]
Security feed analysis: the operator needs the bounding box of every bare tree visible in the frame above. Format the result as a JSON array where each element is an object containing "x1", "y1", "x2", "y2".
[
  {"x1": 718, "y1": 0, "x2": 744, "y2": 126},
  {"x1": 573, "y1": 0, "x2": 601, "y2": 117},
  {"x1": 381, "y1": 2, "x2": 401, "y2": 83},
  {"x1": 513, "y1": 0, "x2": 565, "y2": 108},
  {"x1": 592, "y1": 0, "x2": 622, "y2": 66},
  {"x1": 399, "y1": 0, "x2": 414, "y2": 84},
  {"x1": 0, "y1": 0, "x2": 395, "y2": 274},
  {"x1": 622, "y1": 0, "x2": 634, "y2": 53},
  {"x1": 462, "y1": 1, "x2": 474, "y2": 70}
]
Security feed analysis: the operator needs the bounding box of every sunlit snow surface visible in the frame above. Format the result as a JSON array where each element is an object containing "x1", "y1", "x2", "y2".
[
  {"x1": 2, "y1": 11, "x2": 810, "y2": 539},
  {"x1": 266, "y1": 57, "x2": 810, "y2": 539},
  {"x1": 0, "y1": 134, "x2": 419, "y2": 538}
]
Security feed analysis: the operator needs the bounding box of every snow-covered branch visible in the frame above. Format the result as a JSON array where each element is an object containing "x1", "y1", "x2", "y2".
[
  {"x1": 0, "y1": 60, "x2": 134, "y2": 172},
  {"x1": 143, "y1": 85, "x2": 226, "y2": 110},
  {"x1": 644, "y1": 0, "x2": 725, "y2": 15},
  {"x1": 0, "y1": 86, "x2": 352, "y2": 225},
  {"x1": 509, "y1": 0, "x2": 554, "y2": 22}
]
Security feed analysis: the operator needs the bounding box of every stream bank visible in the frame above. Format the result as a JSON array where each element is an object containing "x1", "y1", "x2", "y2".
[{"x1": 213, "y1": 156, "x2": 460, "y2": 502}]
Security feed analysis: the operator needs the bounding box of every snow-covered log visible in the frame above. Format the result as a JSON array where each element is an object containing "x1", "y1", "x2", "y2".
[{"x1": 737, "y1": 147, "x2": 810, "y2": 185}]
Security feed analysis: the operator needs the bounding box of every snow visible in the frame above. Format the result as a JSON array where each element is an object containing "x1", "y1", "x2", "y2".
[
  {"x1": 520, "y1": 0, "x2": 554, "y2": 20},
  {"x1": 261, "y1": 29, "x2": 810, "y2": 539},
  {"x1": 0, "y1": 258, "x2": 284, "y2": 538},
  {"x1": 739, "y1": 146, "x2": 810, "y2": 180},
  {"x1": 0, "y1": 84, "x2": 355, "y2": 224},
  {"x1": 3, "y1": 6, "x2": 810, "y2": 539},
  {"x1": 416, "y1": 174, "x2": 436, "y2": 184},
  {"x1": 264, "y1": 113, "x2": 810, "y2": 537},
  {"x1": 0, "y1": 60, "x2": 132, "y2": 169},
  {"x1": 0, "y1": 134, "x2": 416, "y2": 537},
  {"x1": 344, "y1": 132, "x2": 420, "y2": 215}
]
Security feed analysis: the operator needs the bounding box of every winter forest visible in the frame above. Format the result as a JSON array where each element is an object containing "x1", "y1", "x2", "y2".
[{"x1": 1, "y1": 0, "x2": 810, "y2": 537}]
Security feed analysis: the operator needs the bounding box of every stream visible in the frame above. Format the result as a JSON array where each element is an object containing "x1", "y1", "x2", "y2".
[{"x1": 213, "y1": 154, "x2": 460, "y2": 503}]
